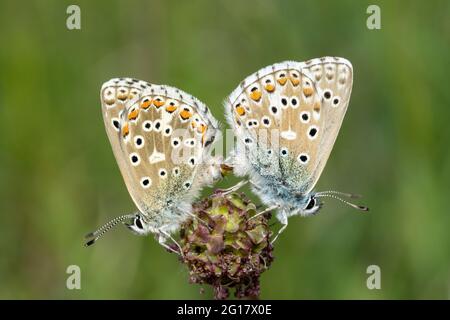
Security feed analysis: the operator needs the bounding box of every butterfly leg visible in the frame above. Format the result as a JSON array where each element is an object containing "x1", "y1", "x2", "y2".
[
  {"x1": 215, "y1": 179, "x2": 248, "y2": 195},
  {"x1": 185, "y1": 211, "x2": 212, "y2": 231},
  {"x1": 271, "y1": 212, "x2": 288, "y2": 244},
  {"x1": 158, "y1": 230, "x2": 184, "y2": 257},
  {"x1": 249, "y1": 205, "x2": 279, "y2": 221}
]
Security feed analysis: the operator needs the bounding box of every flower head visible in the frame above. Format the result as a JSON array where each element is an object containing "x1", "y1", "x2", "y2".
[{"x1": 179, "y1": 192, "x2": 274, "y2": 299}]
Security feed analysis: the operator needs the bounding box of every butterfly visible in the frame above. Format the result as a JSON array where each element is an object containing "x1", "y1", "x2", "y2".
[
  {"x1": 85, "y1": 78, "x2": 224, "y2": 252},
  {"x1": 224, "y1": 57, "x2": 368, "y2": 242}
]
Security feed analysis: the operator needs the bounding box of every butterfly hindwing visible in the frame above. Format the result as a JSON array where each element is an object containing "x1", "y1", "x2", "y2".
[
  {"x1": 101, "y1": 78, "x2": 153, "y2": 198},
  {"x1": 225, "y1": 57, "x2": 353, "y2": 194}
]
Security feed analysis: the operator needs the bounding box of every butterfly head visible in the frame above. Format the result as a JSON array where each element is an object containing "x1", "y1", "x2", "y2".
[
  {"x1": 85, "y1": 213, "x2": 152, "y2": 246},
  {"x1": 293, "y1": 193, "x2": 322, "y2": 216},
  {"x1": 290, "y1": 190, "x2": 369, "y2": 217},
  {"x1": 125, "y1": 213, "x2": 153, "y2": 236}
]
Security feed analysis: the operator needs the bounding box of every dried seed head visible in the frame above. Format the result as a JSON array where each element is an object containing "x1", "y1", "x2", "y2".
[{"x1": 179, "y1": 192, "x2": 274, "y2": 299}]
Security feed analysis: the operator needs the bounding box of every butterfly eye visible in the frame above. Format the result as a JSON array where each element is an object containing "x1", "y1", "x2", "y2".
[
  {"x1": 305, "y1": 197, "x2": 316, "y2": 210},
  {"x1": 135, "y1": 217, "x2": 144, "y2": 230}
]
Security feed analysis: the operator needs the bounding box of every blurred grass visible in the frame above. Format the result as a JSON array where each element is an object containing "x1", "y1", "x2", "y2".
[{"x1": 0, "y1": 0, "x2": 449, "y2": 299}]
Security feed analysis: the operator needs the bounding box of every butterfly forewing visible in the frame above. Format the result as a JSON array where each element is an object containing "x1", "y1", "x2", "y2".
[
  {"x1": 302, "y1": 58, "x2": 353, "y2": 192},
  {"x1": 226, "y1": 57, "x2": 353, "y2": 194}
]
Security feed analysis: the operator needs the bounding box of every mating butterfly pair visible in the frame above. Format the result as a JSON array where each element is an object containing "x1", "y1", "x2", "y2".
[{"x1": 85, "y1": 57, "x2": 367, "y2": 250}]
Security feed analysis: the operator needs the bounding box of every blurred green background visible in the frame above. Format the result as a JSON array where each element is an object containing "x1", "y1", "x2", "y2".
[{"x1": 0, "y1": 0, "x2": 449, "y2": 299}]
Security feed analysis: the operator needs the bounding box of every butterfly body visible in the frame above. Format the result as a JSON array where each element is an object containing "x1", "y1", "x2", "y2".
[{"x1": 225, "y1": 57, "x2": 360, "y2": 234}]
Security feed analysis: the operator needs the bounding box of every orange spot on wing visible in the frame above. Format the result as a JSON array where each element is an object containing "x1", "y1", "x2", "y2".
[
  {"x1": 235, "y1": 104, "x2": 246, "y2": 116},
  {"x1": 250, "y1": 90, "x2": 262, "y2": 101},
  {"x1": 265, "y1": 84, "x2": 275, "y2": 92},
  {"x1": 128, "y1": 109, "x2": 139, "y2": 120},
  {"x1": 277, "y1": 77, "x2": 287, "y2": 85},
  {"x1": 153, "y1": 98, "x2": 165, "y2": 108},
  {"x1": 180, "y1": 109, "x2": 192, "y2": 120},
  {"x1": 122, "y1": 122, "x2": 129, "y2": 137},
  {"x1": 198, "y1": 124, "x2": 207, "y2": 134},
  {"x1": 166, "y1": 105, "x2": 177, "y2": 113},
  {"x1": 200, "y1": 125, "x2": 208, "y2": 144},
  {"x1": 303, "y1": 87, "x2": 314, "y2": 97},
  {"x1": 117, "y1": 90, "x2": 128, "y2": 101},
  {"x1": 290, "y1": 78, "x2": 300, "y2": 86},
  {"x1": 141, "y1": 99, "x2": 152, "y2": 109},
  {"x1": 313, "y1": 101, "x2": 321, "y2": 112}
]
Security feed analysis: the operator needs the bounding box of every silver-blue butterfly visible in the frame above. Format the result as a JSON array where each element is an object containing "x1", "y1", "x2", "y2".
[
  {"x1": 224, "y1": 57, "x2": 368, "y2": 242},
  {"x1": 85, "y1": 78, "x2": 223, "y2": 252}
]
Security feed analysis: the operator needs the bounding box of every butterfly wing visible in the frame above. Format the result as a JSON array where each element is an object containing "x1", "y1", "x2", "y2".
[
  {"x1": 101, "y1": 79, "x2": 220, "y2": 228},
  {"x1": 225, "y1": 57, "x2": 353, "y2": 194},
  {"x1": 101, "y1": 78, "x2": 152, "y2": 193}
]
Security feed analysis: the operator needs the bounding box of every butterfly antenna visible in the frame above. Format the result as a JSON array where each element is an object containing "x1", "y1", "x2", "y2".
[
  {"x1": 84, "y1": 214, "x2": 136, "y2": 247},
  {"x1": 315, "y1": 193, "x2": 369, "y2": 212},
  {"x1": 316, "y1": 190, "x2": 362, "y2": 199}
]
